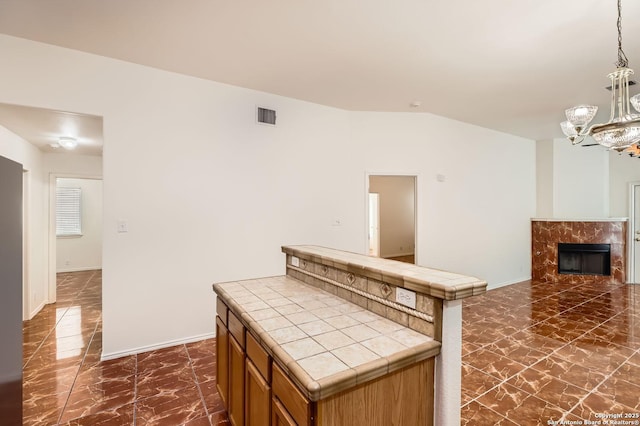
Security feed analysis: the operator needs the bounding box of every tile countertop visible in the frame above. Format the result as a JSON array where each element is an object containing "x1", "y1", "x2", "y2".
[
  {"x1": 282, "y1": 245, "x2": 487, "y2": 300},
  {"x1": 213, "y1": 275, "x2": 441, "y2": 402}
]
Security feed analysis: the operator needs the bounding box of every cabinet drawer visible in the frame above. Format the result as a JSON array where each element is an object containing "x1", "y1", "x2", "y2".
[
  {"x1": 215, "y1": 316, "x2": 229, "y2": 409},
  {"x1": 228, "y1": 310, "x2": 245, "y2": 349},
  {"x1": 216, "y1": 297, "x2": 228, "y2": 326},
  {"x1": 272, "y1": 363, "x2": 311, "y2": 426},
  {"x1": 246, "y1": 332, "x2": 270, "y2": 381}
]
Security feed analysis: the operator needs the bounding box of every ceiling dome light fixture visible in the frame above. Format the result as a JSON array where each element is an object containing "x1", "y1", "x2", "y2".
[
  {"x1": 561, "y1": 0, "x2": 640, "y2": 150},
  {"x1": 58, "y1": 136, "x2": 78, "y2": 150}
]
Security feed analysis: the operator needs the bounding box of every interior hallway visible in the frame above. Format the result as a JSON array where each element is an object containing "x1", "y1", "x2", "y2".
[{"x1": 22, "y1": 270, "x2": 229, "y2": 425}]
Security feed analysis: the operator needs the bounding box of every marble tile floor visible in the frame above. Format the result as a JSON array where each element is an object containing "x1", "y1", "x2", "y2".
[
  {"x1": 461, "y1": 279, "x2": 640, "y2": 425},
  {"x1": 23, "y1": 270, "x2": 229, "y2": 425},
  {"x1": 26, "y1": 271, "x2": 640, "y2": 425}
]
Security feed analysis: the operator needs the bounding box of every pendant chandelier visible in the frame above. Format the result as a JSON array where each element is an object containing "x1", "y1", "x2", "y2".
[{"x1": 560, "y1": 0, "x2": 640, "y2": 150}]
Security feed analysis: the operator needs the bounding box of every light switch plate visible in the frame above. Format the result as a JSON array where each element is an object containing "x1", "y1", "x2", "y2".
[
  {"x1": 117, "y1": 220, "x2": 128, "y2": 233},
  {"x1": 396, "y1": 287, "x2": 416, "y2": 309}
]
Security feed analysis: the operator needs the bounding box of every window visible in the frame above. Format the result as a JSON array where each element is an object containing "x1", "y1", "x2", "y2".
[{"x1": 56, "y1": 187, "x2": 82, "y2": 236}]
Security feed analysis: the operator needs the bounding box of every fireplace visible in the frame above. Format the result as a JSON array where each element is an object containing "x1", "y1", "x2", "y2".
[
  {"x1": 531, "y1": 219, "x2": 626, "y2": 284},
  {"x1": 557, "y1": 243, "x2": 611, "y2": 276}
]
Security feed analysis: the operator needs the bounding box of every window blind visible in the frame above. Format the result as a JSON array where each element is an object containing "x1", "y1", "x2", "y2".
[{"x1": 56, "y1": 187, "x2": 82, "y2": 236}]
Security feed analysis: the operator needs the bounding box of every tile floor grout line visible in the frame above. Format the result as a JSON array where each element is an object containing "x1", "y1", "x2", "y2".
[
  {"x1": 462, "y1": 280, "x2": 639, "y2": 423},
  {"x1": 22, "y1": 273, "x2": 75, "y2": 369},
  {"x1": 467, "y1": 398, "x2": 518, "y2": 426},
  {"x1": 185, "y1": 343, "x2": 214, "y2": 425},
  {"x1": 55, "y1": 293, "x2": 102, "y2": 425},
  {"x1": 133, "y1": 351, "x2": 138, "y2": 426}
]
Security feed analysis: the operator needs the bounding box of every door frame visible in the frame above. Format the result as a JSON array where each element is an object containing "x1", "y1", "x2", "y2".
[
  {"x1": 48, "y1": 173, "x2": 103, "y2": 303},
  {"x1": 628, "y1": 181, "x2": 640, "y2": 284},
  {"x1": 368, "y1": 192, "x2": 380, "y2": 257},
  {"x1": 365, "y1": 172, "x2": 419, "y2": 262},
  {"x1": 23, "y1": 170, "x2": 29, "y2": 320}
]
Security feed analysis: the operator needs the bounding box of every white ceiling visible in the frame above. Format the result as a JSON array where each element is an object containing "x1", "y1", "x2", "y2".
[
  {"x1": 0, "y1": 103, "x2": 103, "y2": 156},
  {"x1": 1, "y1": 0, "x2": 640, "y2": 142}
]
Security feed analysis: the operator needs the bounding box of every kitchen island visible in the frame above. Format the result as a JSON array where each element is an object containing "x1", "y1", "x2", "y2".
[{"x1": 212, "y1": 245, "x2": 486, "y2": 425}]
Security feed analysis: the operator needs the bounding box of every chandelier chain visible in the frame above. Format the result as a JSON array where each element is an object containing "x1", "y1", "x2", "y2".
[{"x1": 617, "y1": 0, "x2": 629, "y2": 68}]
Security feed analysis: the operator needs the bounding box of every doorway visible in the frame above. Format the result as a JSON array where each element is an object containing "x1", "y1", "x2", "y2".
[
  {"x1": 49, "y1": 176, "x2": 103, "y2": 302},
  {"x1": 629, "y1": 182, "x2": 640, "y2": 283},
  {"x1": 367, "y1": 175, "x2": 417, "y2": 264},
  {"x1": 23, "y1": 170, "x2": 29, "y2": 320}
]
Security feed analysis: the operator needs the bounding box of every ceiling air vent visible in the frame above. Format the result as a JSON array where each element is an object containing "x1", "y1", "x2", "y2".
[{"x1": 257, "y1": 107, "x2": 276, "y2": 126}]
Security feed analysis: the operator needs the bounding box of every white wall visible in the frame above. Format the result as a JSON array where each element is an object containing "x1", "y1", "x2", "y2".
[
  {"x1": 536, "y1": 140, "x2": 553, "y2": 217},
  {"x1": 351, "y1": 112, "x2": 536, "y2": 287},
  {"x1": 0, "y1": 35, "x2": 537, "y2": 358},
  {"x1": 44, "y1": 153, "x2": 103, "y2": 305},
  {"x1": 535, "y1": 139, "x2": 610, "y2": 218},
  {"x1": 56, "y1": 178, "x2": 103, "y2": 272},
  {"x1": 369, "y1": 176, "x2": 415, "y2": 258},
  {"x1": 552, "y1": 138, "x2": 609, "y2": 218},
  {"x1": 609, "y1": 151, "x2": 640, "y2": 217},
  {"x1": 45, "y1": 153, "x2": 103, "y2": 176},
  {"x1": 0, "y1": 125, "x2": 47, "y2": 319}
]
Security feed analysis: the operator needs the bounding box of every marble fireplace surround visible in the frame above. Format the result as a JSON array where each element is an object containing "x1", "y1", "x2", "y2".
[{"x1": 531, "y1": 218, "x2": 627, "y2": 284}]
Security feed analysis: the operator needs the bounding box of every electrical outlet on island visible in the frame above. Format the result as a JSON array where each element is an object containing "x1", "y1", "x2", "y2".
[{"x1": 396, "y1": 287, "x2": 416, "y2": 309}]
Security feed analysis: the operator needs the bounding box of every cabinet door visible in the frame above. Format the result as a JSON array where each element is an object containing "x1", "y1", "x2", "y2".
[
  {"x1": 272, "y1": 363, "x2": 311, "y2": 426},
  {"x1": 272, "y1": 398, "x2": 297, "y2": 426},
  {"x1": 216, "y1": 316, "x2": 229, "y2": 409},
  {"x1": 245, "y1": 359, "x2": 270, "y2": 426},
  {"x1": 229, "y1": 335, "x2": 245, "y2": 426}
]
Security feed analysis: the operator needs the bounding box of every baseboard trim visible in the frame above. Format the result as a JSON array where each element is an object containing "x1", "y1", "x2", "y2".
[
  {"x1": 382, "y1": 252, "x2": 415, "y2": 259},
  {"x1": 27, "y1": 300, "x2": 47, "y2": 321},
  {"x1": 488, "y1": 276, "x2": 532, "y2": 290},
  {"x1": 57, "y1": 266, "x2": 103, "y2": 273},
  {"x1": 100, "y1": 332, "x2": 216, "y2": 361}
]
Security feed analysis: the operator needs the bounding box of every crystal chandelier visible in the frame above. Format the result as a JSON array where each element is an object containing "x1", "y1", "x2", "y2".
[{"x1": 561, "y1": 0, "x2": 640, "y2": 150}]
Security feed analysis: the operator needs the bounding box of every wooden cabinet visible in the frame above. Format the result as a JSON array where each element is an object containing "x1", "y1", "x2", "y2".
[
  {"x1": 246, "y1": 359, "x2": 270, "y2": 426},
  {"x1": 215, "y1": 316, "x2": 229, "y2": 409},
  {"x1": 272, "y1": 363, "x2": 312, "y2": 426},
  {"x1": 272, "y1": 398, "x2": 297, "y2": 426},
  {"x1": 228, "y1": 312, "x2": 246, "y2": 426},
  {"x1": 216, "y1": 299, "x2": 434, "y2": 426},
  {"x1": 245, "y1": 332, "x2": 271, "y2": 426}
]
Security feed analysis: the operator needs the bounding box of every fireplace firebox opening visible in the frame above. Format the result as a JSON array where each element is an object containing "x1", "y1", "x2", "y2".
[{"x1": 557, "y1": 243, "x2": 611, "y2": 276}]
